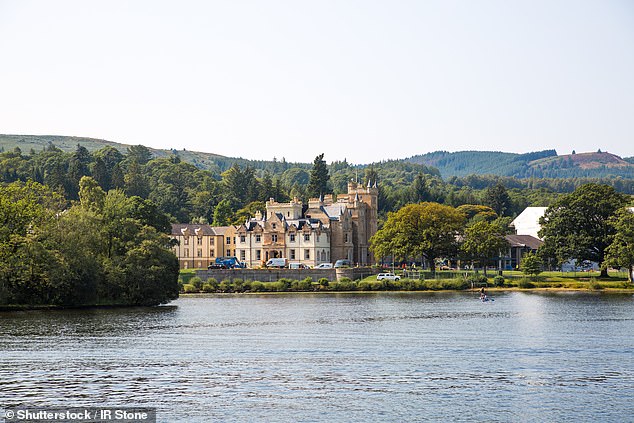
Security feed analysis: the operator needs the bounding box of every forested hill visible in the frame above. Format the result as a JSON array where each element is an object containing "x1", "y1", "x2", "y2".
[
  {"x1": 407, "y1": 150, "x2": 634, "y2": 179},
  {"x1": 0, "y1": 134, "x2": 306, "y2": 175}
]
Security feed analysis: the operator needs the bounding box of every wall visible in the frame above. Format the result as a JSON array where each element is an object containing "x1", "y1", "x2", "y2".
[{"x1": 196, "y1": 267, "x2": 380, "y2": 282}]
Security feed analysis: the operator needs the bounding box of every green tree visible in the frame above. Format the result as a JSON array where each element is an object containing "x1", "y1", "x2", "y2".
[
  {"x1": 212, "y1": 199, "x2": 233, "y2": 226},
  {"x1": 538, "y1": 183, "x2": 629, "y2": 277},
  {"x1": 370, "y1": 202, "x2": 465, "y2": 273},
  {"x1": 483, "y1": 183, "x2": 511, "y2": 216},
  {"x1": 307, "y1": 153, "x2": 331, "y2": 198},
  {"x1": 520, "y1": 252, "x2": 543, "y2": 278},
  {"x1": 460, "y1": 220, "x2": 510, "y2": 275},
  {"x1": 605, "y1": 207, "x2": 634, "y2": 282}
]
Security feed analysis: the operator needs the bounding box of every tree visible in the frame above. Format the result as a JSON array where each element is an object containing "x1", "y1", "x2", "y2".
[
  {"x1": 307, "y1": 153, "x2": 331, "y2": 198},
  {"x1": 483, "y1": 183, "x2": 511, "y2": 216},
  {"x1": 460, "y1": 220, "x2": 510, "y2": 275},
  {"x1": 520, "y1": 252, "x2": 543, "y2": 278},
  {"x1": 605, "y1": 207, "x2": 634, "y2": 282},
  {"x1": 212, "y1": 200, "x2": 233, "y2": 226},
  {"x1": 538, "y1": 183, "x2": 629, "y2": 277},
  {"x1": 370, "y1": 202, "x2": 465, "y2": 273}
]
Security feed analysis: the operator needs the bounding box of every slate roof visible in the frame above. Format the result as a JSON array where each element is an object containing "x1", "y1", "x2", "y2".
[
  {"x1": 504, "y1": 234, "x2": 543, "y2": 250},
  {"x1": 170, "y1": 223, "x2": 215, "y2": 236}
]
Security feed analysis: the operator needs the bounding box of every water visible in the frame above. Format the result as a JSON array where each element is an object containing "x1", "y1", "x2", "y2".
[{"x1": 1, "y1": 292, "x2": 634, "y2": 422}]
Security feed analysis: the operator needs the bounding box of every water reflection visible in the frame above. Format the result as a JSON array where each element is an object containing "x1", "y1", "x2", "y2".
[{"x1": 1, "y1": 293, "x2": 633, "y2": 422}]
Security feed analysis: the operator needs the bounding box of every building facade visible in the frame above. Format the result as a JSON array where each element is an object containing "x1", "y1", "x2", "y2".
[{"x1": 171, "y1": 181, "x2": 379, "y2": 269}]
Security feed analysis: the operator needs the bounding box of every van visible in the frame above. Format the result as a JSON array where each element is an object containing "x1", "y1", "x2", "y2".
[
  {"x1": 334, "y1": 259, "x2": 351, "y2": 268},
  {"x1": 265, "y1": 258, "x2": 288, "y2": 268},
  {"x1": 288, "y1": 262, "x2": 309, "y2": 269}
]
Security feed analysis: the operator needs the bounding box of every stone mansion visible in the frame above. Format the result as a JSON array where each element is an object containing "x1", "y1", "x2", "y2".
[{"x1": 171, "y1": 181, "x2": 378, "y2": 269}]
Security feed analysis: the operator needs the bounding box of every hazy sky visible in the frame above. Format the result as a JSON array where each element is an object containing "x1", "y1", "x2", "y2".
[{"x1": 1, "y1": 0, "x2": 633, "y2": 163}]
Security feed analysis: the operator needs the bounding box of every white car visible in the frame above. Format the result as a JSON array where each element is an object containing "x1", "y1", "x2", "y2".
[
  {"x1": 377, "y1": 273, "x2": 400, "y2": 281},
  {"x1": 315, "y1": 263, "x2": 333, "y2": 269}
]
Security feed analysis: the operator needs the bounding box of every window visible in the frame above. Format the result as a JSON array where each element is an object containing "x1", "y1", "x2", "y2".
[
  {"x1": 210, "y1": 249, "x2": 215, "y2": 257},
  {"x1": 184, "y1": 238, "x2": 189, "y2": 245},
  {"x1": 227, "y1": 249, "x2": 231, "y2": 256},
  {"x1": 197, "y1": 249, "x2": 202, "y2": 257},
  {"x1": 316, "y1": 234, "x2": 320, "y2": 242},
  {"x1": 255, "y1": 234, "x2": 261, "y2": 242},
  {"x1": 240, "y1": 250, "x2": 246, "y2": 261},
  {"x1": 304, "y1": 249, "x2": 310, "y2": 260},
  {"x1": 345, "y1": 233, "x2": 349, "y2": 243},
  {"x1": 256, "y1": 250, "x2": 261, "y2": 260},
  {"x1": 272, "y1": 234, "x2": 278, "y2": 242},
  {"x1": 184, "y1": 248, "x2": 189, "y2": 257},
  {"x1": 233, "y1": 237, "x2": 236, "y2": 244},
  {"x1": 240, "y1": 235, "x2": 246, "y2": 243},
  {"x1": 226, "y1": 237, "x2": 231, "y2": 244},
  {"x1": 290, "y1": 249, "x2": 296, "y2": 260},
  {"x1": 272, "y1": 223, "x2": 276, "y2": 229},
  {"x1": 197, "y1": 237, "x2": 202, "y2": 245},
  {"x1": 290, "y1": 234, "x2": 295, "y2": 242},
  {"x1": 304, "y1": 234, "x2": 310, "y2": 241},
  {"x1": 210, "y1": 238, "x2": 214, "y2": 245}
]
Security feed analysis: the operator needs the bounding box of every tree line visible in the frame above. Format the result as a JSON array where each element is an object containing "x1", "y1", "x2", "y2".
[
  {"x1": 0, "y1": 178, "x2": 179, "y2": 307},
  {"x1": 370, "y1": 183, "x2": 634, "y2": 282}
]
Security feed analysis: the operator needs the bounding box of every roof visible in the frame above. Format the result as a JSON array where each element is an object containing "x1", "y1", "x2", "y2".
[
  {"x1": 511, "y1": 207, "x2": 547, "y2": 239},
  {"x1": 505, "y1": 234, "x2": 543, "y2": 250},
  {"x1": 170, "y1": 223, "x2": 215, "y2": 236}
]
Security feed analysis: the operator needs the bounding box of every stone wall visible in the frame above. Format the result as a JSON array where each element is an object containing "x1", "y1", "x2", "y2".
[{"x1": 195, "y1": 267, "x2": 380, "y2": 282}]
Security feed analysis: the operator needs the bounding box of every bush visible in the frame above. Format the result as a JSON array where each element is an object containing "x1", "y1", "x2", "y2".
[
  {"x1": 518, "y1": 278, "x2": 535, "y2": 289},
  {"x1": 493, "y1": 275, "x2": 505, "y2": 287},
  {"x1": 183, "y1": 284, "x2": 198, "y2": 293},
  {"x1": 218, "y1": 280, "x2": 231, "y2": 292},
  {"x1": 250, "y1": 281, "x2": 264, "y2": 292},
  {"x1": 318, "y1": 278, "x2": 329, "y2": 287},
  {"x1": 189, "y1": 276, "x2": 203, "y2": 290},
  {"x1": 357, "y1": 280, "x2": 371, "y2": 291},
  {"x1": 201, "y1": 283, "x2": 215, "y2": 293},
  {"x1": 588, "y1": 278, "x2": 603, "y2": 290}
]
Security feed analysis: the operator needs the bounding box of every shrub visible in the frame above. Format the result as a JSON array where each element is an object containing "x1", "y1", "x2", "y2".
[
  {"x1": 183, "y1": 284, "x2": 198, "y2": 293},
  {"x1": 297, "y1": 279, "x2": 312, "y2": 291},
  {"x1": 493, "y1": 275, "x2": 505, "y2": 287},
  {"x1": 218, "y1": 280, "x2": 231, "y2": 292},
  {"x1": 201, "y1": 283, "x2": 215, "y2": 293},
  {"x1": 318, "y1": 278, "x2": 329, "y2": 287},
  {"x1": 357, "y1": 280, "x2": 371, "y2": 291},
  {"x1": 249, "y1": 281, "x2": 264, "y2": 292},
  {"x1": 588, "y1": 278, "x2": 603, "y2": 290},
  {"x1": 518, "y1": 278, "x2": 535, "y2": 289},
  {"x1": 189, "y1": 276, "x2": 203, "y2": 290}
]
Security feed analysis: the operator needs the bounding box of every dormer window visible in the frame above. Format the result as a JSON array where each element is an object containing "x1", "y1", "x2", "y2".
[
  {"x1": 304, "y1": 234, "x2": 310, "y2": 241},
  {"x1": 272, "y1": 223, "x2": 276, "y2": 229},
  {"x1": 290, "y1": 234, "x2": 295, "y2": 242}
]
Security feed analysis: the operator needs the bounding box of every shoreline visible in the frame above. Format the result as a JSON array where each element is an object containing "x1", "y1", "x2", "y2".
[{"x1": 178, "y1": 286, "x2": 634, "y2": 296}]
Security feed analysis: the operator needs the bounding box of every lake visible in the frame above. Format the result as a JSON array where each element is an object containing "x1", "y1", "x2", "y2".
[{"x1": 1, "y1": 292, "x2": 634, "y2": 422}]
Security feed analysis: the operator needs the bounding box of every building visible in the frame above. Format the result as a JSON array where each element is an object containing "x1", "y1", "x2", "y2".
[
  {"x1": 510, "y1": 207, "x2": 547, "y2": 239},
  {"x1": 171, "y1": 181, "x2": 379, "y2": 269}
]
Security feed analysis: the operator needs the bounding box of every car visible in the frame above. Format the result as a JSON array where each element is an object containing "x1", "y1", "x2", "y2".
[
  {"x1": 315, "y1": 263, "x2": 333, "y2": 269},
  {"x1": 288, "y1": 262, "x2": 310, "y2": 269},
  {"x1": 334, "y1": 259, "x2": 352, "y2": 268},
  {"x1": 377, "y1": 273, "x2": 400, "y2": 281}
]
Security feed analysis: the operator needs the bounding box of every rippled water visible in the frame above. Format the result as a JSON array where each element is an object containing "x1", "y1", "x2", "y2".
[{"x1": 1, "y1": 292, "x2": 634, "y2": 422}]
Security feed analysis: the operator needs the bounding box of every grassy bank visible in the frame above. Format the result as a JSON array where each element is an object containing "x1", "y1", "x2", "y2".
[{"x1": 179, "y1": 270, "x2": 633, "y2": 294}]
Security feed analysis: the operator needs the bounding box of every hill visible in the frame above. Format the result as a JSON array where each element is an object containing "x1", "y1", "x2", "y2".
[
  {"x1": 0, "y1": 134, "x2": 303, "y2": 174},
  {"x1": 407, "y1": 149, "x2": 634, "y2": 179}
]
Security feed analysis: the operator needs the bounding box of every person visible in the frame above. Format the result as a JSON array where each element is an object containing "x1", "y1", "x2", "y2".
[{"x1": 479, "y1": 286, "x2": 486, "y2": 301}]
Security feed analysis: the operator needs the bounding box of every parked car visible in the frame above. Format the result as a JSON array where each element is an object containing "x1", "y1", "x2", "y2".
[
  {"x1": 288, "y1": 262, "x2": 310, "y2": 269},
  {"x1": 334, "y1": 259, "x2": 352, "y2": 268},
  {"x1": 377, "y1": 273, "x2": 400, "y2": 281},
  {"x1": 315, "y1": 263, "x2": 333, "y2": 269}
]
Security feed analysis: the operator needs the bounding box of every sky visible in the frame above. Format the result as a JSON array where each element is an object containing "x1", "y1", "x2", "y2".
[{"x1": 1, "y1": 0, "x2": 633, "y2": 164}]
